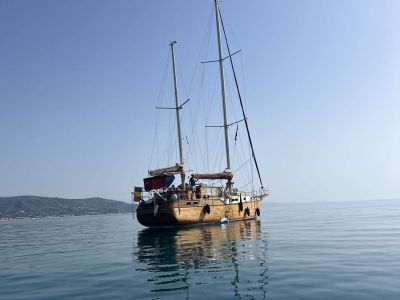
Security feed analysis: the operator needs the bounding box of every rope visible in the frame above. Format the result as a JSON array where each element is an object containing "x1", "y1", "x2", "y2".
[
  {"x1": 149, "y1": 52, "x2": 170, "y2": 171},
  {"x1": 218, "y1": 7, "x2": 264, "y2": 189}
]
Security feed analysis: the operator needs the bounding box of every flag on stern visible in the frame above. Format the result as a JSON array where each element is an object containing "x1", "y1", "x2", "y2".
[{"x1": 133, "y1": 187, "x2": 142, "y2": 202}]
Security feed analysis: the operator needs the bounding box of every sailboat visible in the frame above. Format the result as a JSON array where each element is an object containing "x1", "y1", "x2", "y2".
[{"x1": 133, "y1": 0, "x2": 268, "y2": 227}]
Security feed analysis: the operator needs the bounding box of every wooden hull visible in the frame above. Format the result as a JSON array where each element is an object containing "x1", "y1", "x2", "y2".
[{"x1": 136, "y1": 197, "x2": 263, "y2": 227}]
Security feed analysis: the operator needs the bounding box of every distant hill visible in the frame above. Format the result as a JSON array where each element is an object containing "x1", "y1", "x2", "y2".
[{"x1": 0, "y1": 196, "x2": 132, "y2": 219}]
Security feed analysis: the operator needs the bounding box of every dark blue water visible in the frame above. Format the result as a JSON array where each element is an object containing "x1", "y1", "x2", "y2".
[{"x1": 1, "y1": 200, "x2": 399, "y2": 299}]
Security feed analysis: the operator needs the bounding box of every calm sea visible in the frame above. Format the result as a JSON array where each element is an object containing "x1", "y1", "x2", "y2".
[{"x1": 1, "y1": 200, "x2": 399, "y2": 299}]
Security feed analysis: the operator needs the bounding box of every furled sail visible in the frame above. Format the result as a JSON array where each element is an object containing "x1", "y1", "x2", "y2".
[
  {"x1": 148, "y1": 164, "x2": 183, "y2": 176},
  {"x1": 194, "y1": 170, "x2": 233, "y2": 180}
]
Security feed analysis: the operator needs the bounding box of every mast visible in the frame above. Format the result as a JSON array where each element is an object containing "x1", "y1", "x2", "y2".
[
  {"x1": 170, "y1": 41, "x2": 185, "y2": 188},
  {"x1": 217, "y1": 7, "x2": 265, "y2": 189},
  {"x1": 214, "y1": 0, "x2": 231, "y2": 182}
]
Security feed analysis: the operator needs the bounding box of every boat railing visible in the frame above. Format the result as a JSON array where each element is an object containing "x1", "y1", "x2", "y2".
[
  {"x1": 140, "y1": 185, "x2": 267, "y2": 203},
  {"x1": 252, "y1": 188, "x2": 269, "y2": 198}
]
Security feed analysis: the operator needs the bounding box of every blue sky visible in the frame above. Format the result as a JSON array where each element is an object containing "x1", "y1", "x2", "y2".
[{"x1": 1, "y1": 0, "x2": 399, "y2": 203}]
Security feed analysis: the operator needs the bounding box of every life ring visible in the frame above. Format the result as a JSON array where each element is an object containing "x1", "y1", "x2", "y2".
[
  {"x1": 256, "y1": 208, "x2": 260, "y2": 216},
  {"x1": 245, "y1": 207, "x2": 250, "y2": 216},
  {"x1": 204, "y1": 204, "x2": 211, "y2": 214}
]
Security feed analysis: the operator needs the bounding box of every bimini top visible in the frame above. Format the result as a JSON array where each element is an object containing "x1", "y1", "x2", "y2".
[{"x1": 143, "y1": 175, "x2": 175, "y2": 191}]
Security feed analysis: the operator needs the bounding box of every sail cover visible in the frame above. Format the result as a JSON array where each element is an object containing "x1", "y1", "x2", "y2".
[
  {"x1": 194, "y1": 171, "x2": 233, "y2": 180},
  {"x1": 148, "y1": 164, "x2": 183, "y2": 176},
  {"x1": 143, "y1": 175, "x2": 175, "y2": 191}
]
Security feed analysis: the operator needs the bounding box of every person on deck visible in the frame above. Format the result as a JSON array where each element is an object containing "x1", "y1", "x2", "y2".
[{"x1": 189, "y1": 174, "x2": 198, "y2": 199}]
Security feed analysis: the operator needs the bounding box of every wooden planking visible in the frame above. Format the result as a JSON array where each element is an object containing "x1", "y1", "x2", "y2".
[
  {"x1": 171, "y1": 197, "x2": 262, "y2": 225},
  {"x1": 136, "y1": 196, "x2": 263, "y2": 227}
]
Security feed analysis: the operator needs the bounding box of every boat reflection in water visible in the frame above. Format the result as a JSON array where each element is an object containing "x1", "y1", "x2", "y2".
[{"x1": 133, "y1": 220, "x2": 268, "y2": 299}]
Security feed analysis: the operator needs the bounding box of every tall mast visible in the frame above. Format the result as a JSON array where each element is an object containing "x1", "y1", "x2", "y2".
[
  {"x1": 214, "y1": 0, "x2": 231, "y2": 176},
  {"x1": 170, "y1": 41, "x2": 185, "y2": 188}
]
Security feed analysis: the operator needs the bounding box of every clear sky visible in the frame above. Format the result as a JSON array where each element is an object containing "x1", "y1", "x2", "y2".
[{"x1": 1, "y1": 0, "x2": 399, "y2": 203}]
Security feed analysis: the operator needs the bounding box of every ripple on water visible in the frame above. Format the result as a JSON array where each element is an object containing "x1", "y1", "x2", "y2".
[{"x1": 1, "y1": 200, "x2": 400, "y2": 299}]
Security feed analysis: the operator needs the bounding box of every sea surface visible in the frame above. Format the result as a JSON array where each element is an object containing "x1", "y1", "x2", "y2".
[{"x1": 1, "y1": 200, "x2": 399, "y2": 299}]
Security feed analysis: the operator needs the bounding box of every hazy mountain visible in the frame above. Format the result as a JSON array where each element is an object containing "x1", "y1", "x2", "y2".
[{"x1": 0, "y1": 196, "x2": 132, "y2": 219}]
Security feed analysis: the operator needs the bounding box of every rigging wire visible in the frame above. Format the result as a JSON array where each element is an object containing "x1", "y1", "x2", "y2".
[
  {"x1": 149, "y1": 52, "x2": 171, "y2": 171},
  {"x1": 177, "y1": 3, "x2": 215, "y2": 175},
  {"x1": 218, "y1": 6, "x2": 264, "y2": 189},
  {"x1": 201, "y1": 6, "x2": 217, "y2": 174},
  {"x1": 233, "y1": 133, "x2": 253, "y2": 189}
]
